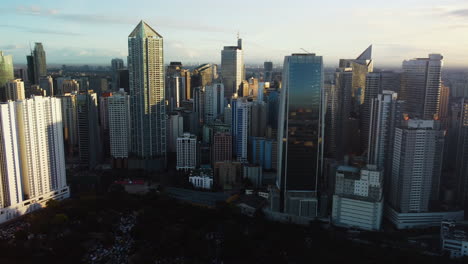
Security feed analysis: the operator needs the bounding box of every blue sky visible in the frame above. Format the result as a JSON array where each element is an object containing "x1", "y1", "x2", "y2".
[{"x1": 1, "y1": 0, "x2": 468, "y2": 67}]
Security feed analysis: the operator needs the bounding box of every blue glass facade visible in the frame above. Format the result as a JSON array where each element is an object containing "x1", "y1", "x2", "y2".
[
  {"x1": 278, "y1": 54, "x2": 324, "y2": 192},
  {"x1": 251, "y1": 137, "x2": 274, "y2": 170}
]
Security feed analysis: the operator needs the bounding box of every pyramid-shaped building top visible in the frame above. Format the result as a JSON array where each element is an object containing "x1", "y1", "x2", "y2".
[{"x1": 129, "y1": 20, "x2": 163, "y2": 39}]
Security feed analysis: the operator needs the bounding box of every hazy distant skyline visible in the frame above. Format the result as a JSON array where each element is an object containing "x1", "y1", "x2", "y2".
[{"x1": 1, "y1": 0, "x2": 468, "y2": 67}]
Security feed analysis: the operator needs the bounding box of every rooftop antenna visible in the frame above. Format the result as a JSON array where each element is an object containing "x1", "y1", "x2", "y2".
[{"x1": 300, "y1": 48, "x2": 312, "y2": 54}]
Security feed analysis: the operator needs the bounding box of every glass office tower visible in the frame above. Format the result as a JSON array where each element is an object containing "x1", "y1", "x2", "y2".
[{"x1": 276, "y1": 53, "x2": 324, "y2": 217}]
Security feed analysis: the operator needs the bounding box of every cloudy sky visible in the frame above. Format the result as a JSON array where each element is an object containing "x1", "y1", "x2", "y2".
[{"x1": 1, "y1": 0, "x2": 468, "y2": 68}]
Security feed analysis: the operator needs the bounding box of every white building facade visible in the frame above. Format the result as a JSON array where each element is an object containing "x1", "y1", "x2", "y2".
[
  {"x1": 332, "y1": 165, "x2": 384, "y2": 231},
  {"x1": 176, "y1": 133, "x2": 197, "y2": 171},
  {"x1": 108, "y1": 89, "x2": 131, "y2": 158},
  {"x1": 0, "y1": 96, "x2": 69, "y2": 224}
]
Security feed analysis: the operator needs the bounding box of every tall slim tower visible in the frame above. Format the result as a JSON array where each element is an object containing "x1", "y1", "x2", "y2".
[
  {"x1": 128, "y1": 21, "x2": 166, "y2": 160},
  {"x1": 401, "y1": 54, "x2": 443, "y2": 120},
  {"x1": 276, "y1": 53, "x2": 324, "y2": 217},
  {"x1": 456, "y1": 99, "x2": 468, "y2": 206},
  {"x1": 221, "y1": 38, "x2": 244, "y2": 99},
  {"x1": 361, "y1": 72, "x2": 401, "y2": 154},
  {"x1": 111, "y1": 58, "x2": 124, "y2": 91},
  {"x1": 32, "y1": 43, "x2": 47, "y2": 85}
]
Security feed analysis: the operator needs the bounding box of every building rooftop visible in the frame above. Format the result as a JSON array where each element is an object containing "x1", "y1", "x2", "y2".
[
  {"x1": 442, "y1": 221, "x2": 468, "y2": 242},
  {"x1": 129, "y1": 20, "x2": 162, "y2": 39}
]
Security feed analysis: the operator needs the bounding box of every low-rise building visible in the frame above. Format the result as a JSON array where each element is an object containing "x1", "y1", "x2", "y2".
[
  {"x1": 189, "y1": 168, "x2": 213, "y2": 190},
  {"x1": 441, "y1": 221, "x2": 468, "y2": 258},
  {"x1": 332, "y1": 165, "x2": 384, "y2": 231}
]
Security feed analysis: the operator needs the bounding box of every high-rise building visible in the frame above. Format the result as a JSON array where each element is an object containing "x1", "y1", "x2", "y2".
[
  {"x1": 118, "y1": 69, "x2": 129, "y2": 93},
  {"x1": 389, "y1": 119, "x2": 444, "y2": 213},
  {"x1": 176, "y1": 133, "x2": 197, "y2": 171},
  {"x1": 77, "y1": 92, "x2": 101, "y2": 168},
  {"x1": 61, "y1": 79, "x2": 80, "y2": 94},
  {"x1": 266, "y1": 89, "x2": 279, "y2": 130},
  {"x1": 28, "y1": 43, "x2": 47, "y2": 85},
  {"x1": 224, "y1": 104, "x2": 232, "y2": 128},
  {"x1": 367, "y1": 91, "x2": 404, "y2": 172},
  {"x1": 99, "y1": 92, "x2": 112, "y2": 158},
  {"x1": 326, "y1": 68, "x2": 353, "y2": 159},
  {"x1": 89, "y1": 77, "x2": 108, "y2": 94},
  {"x1": 39, "y1": 75, "x2": 54, "y2": 96},
  {"x1": 250, "y1": 101, "x2": 267, "y2": 137},
  {"x1": 191, "y1": 63, "x2": 215, "y2": 90},
  {"x1": 456, "y1": 99, "x2": 468, "y2": 206},
  {"x1": 212, "y1": 132, "x2": 232, "y2": 163},
  {"x1": 57, "y1": 93, "x2": 78, "y2": 156},
  {"x1": 361, "y1": 71, "x2": 401, "y2": 152},
  {"x1": 214, "y1": 161, "x2": 242, "y2": 190},
  {"x1": 181, "y1": 69, "x2": 191, "y2": 100},
  {"x1": 401, "y1": 54, "x2": 443, "y2": 119},
  {"x1": 128, "y1": 21, "x2": 166, "y2": 160},
  {"x1": 221, "y1": 38, "x2": 244, "y2": 99},
  {"x1": 264, "y1": 61, "x2": 273, "y2": 82},
  {"x1": 167, "y1": 112, "x2": 184, "y2": 153},
  {"x1": 111, "y1": 58, "x2": 124, "y2": 90},
  {"x1": 339, "y1": 45, "x2": 373, "y2": 108},
  {"x1": 249, "y1": 77, "x2": 259, "y2": 98},
  {"x1": 0, "y1": 51, "x2": 14, "y2": 101},
  {"x1": 235, "y1": 98, "x2": 250, "y2": 163},
  {"x1": 439, "y1": 84, "x2": 450, "y2": 129},
  {"x1": 108, "y1": 89, "x2": 131, "y2": 166},
  {"x1": 251, "y1": 137, "x2": 277, "y2": 170},
  {"x1": 0, "y1": 96, "x2": 69, "y2": 222},
  {"x1": 332, "y1": 165, "x2": 384, "y2": 231},
  {"x1": 204, "y1": 82, "x2": 225, "y2": 123},
  {"x1": 276, "y1": 53, "x2": 324, "y2": 217},
  {"x1": 5, "y1": 79, "x2": 25, "y2": 101},
  {"x1": 166, "y1": 62, "x2": 185, "y2": 112}
]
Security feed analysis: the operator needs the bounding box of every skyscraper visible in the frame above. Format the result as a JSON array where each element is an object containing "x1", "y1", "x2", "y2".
[
  {"x1": 235, "y1": 98, "x2": 250, "y2": 163},
  {"x1": 367, "y1": 91, "x2": 404, "y2": 170},
  {"x1": 401, "y1": 54, "x2": 443, "y2": 119},
  {"x1": 456, "y1": 99, "x2": 468, "y2": 206},
  {"x1": 389, "y1": 119, "x2": 444, "y2": 213},
  {"x1": 77, "y1": 92, "x2": 101, "y2": 168},
  {"x1": 108, "y1": 89, "x2": 131, "y2": 166},
  {"x1": 128, "y1": 21, "x2": 166, "y2": 160},
  {"x1": 57, "y1": 93, "x2": 78, "y2": 156},
  {"x1": 204, "y1": 82, "x2": 225, "y2": 123},
  {"x1": 5, "y1": 79, "x2": 25, "y2": 101},
  {"x1": 264, "y1": 61, "x2": 273, "y2": 82},
  {"x1": 176, "y1": 133, "x2": 197, "y2": 171},
  {"x1": 167, "y1": 112, "x2": 184, "y2": 153},
  {"x1": 27, "y1": 43, "x2": 47, "y2": 85},
  {"x1": 39, "y1": 75, "x2": 54, "y2": 96},
  {"x1": 166, "y1": 62, "x2": 185, "y2": 111},
  {"x1": 212, "y1": 132, "x2": 232, "y2": 163},
  {"x1": 221, "y1": 38, "x2": 244, "y2": 99},
  {"x1": 0, "y1": 96, "x2": 69, "y2": 222},
  {"x1": 339, "y1": 45, "x2": 373, "y2": 108},
  {"x1": 111, "y1": 58, "x2": 124, "y2": 90},
  {"x1": 0, "y1": 51, "x2": 14, "y2": 102},
  {"x1": 276, "y1": 53, "x2": 324, "y2": 217},
  {"x1": 326, "y1": 68, "x2": 353, "y2": 159},
  {"x1": 361, "y1": 71, "x2": 401, "y2": 153},
  {"x1": 191, "y1": 63, "x2": 215, "y2": 89}
]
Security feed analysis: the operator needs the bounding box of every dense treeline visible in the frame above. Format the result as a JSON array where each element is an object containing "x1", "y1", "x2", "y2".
[{"x1": 0, "y1": 187, "x2": 456, "y2": 263}]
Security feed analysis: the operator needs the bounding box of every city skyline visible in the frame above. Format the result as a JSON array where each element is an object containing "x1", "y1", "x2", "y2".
[{"x1": 0, "y1": 0, "x2": 467, "y2": 67}]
